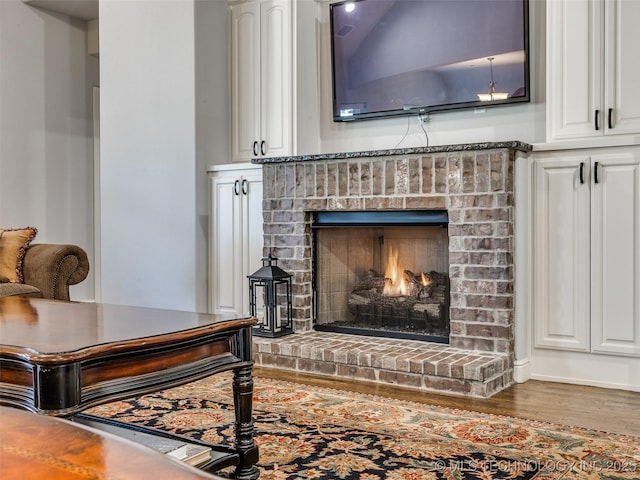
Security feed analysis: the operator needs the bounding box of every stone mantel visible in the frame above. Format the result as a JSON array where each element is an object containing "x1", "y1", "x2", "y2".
[{"x1": 251, "y1": 141, "x2": 532, "y2": 164}]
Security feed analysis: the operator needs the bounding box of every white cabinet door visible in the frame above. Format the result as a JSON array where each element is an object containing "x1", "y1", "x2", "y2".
[
  {"x1": 547, "y1": 0, "x2": 640, "y2": 141},
  {"x1": 209, "y1": 166, "x2": 264, "y2": 315},
  {"x1": 209, "y1": 172, "x2": 244, "y2": 314},
  {"x1": 260, "y1": 0, "x2": 292, "y2": 159},
  {"x1": 591, "y1": 152, "x2": 640, "y2": 356},
  {"x1": 547, "y1": 0, "x2": 602, "y2": 141},
  {"x1": 533, "y1": 156, "x2": 591, "y2": 351},
  {"x1": 230, "y1": 1, "x2": 261, "y2": 162},
  {"x1": 240, "y1": 170, "x2": 265, "y2": 315},
  {"x1": 604, "y1": 0, "x2": 640, "y2": 135},
  {"x1": 230, "y1": 0, "x2": 292, "y2": 163}
]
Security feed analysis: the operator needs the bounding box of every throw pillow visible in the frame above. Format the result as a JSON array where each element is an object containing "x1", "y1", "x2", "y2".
[{"x1": 0, "y1": 227, "x2": 38, "y2": 283}]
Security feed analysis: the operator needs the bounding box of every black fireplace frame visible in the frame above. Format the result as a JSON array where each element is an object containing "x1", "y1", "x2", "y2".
[{"x1": 311, "y1": 210, "x2": 450, "y2": 344}]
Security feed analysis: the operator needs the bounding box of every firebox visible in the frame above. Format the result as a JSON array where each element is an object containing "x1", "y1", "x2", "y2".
[{"x1": 312, "y1": 210, "x2": 450, "y2": 343}]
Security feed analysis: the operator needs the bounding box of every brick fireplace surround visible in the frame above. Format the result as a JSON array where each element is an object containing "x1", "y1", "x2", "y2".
[{"x1": 252, "y1": 141, "x2": 532, "y2": 397}]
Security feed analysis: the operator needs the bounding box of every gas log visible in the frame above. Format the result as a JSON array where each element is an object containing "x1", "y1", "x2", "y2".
[{"x1": 348, "y1": 269, "x2": 449, "y2": 331}]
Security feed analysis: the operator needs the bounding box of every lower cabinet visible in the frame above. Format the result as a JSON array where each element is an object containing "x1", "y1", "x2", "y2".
[
  {"x1": 533, "y1": 146, "x2": 640, "y2": 357},
  {"x1": 208, "y1": 164, "x2": 263, "y2": 316}
]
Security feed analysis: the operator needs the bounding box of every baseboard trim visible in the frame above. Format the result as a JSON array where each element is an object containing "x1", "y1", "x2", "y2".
[
  {"x1": 513, "y1": 358, "x2": 531, "y2": 383},
  {"x1": 529, "y1": 373, "x2": 640, "y2": 392}
]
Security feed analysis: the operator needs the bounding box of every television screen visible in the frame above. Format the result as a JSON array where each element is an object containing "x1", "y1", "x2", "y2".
[{"x1": 330, "y1": 0, "x2": 530, "y2": 122}]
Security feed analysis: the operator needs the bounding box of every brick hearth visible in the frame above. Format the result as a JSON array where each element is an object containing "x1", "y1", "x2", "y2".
[
  {"x1": 253, "y1": 142, "x2": 531, "y2": 397},
  {"x1": 253, "y1": 333, "x2": 511, "y2": 397}
]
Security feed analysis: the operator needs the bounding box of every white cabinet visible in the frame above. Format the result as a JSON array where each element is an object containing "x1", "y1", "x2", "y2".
[
  {"x1": 590, "y1": 152, "x2": 640, "y2": 356},
  {"x1": 547, "y1": 0, "x2": 640, "y2": 141},
  {"x1": 230, "y1": 0, "x2": 293, "y2": 163},
  {"x1": 533, "y1": 147, "x2": 640, "y2": 357},
  {"x1": 208, "y1": 165, "x2": 264, "y2": 316},
  {"x1": 533, "y1": 155, "x2": 590, "y2": 351}
]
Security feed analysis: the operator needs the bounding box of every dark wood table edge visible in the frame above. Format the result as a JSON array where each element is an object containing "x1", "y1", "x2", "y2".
[
  {"x1": 0, "y1": 405, "x2": 230, "y2": 480},
  {"x1": 0, "y1": 313, "x2": 259, "y2": 480}
]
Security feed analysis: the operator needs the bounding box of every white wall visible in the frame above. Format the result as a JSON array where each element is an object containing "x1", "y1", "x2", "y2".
[
  {"x1": 296, "y1": 0, "x2": 546, "y2": 155},
  {"x1": 0, "y1": 0, "x2": 98, "y2": 301},
  {"x1": 99, "y1": 0, "x2": 226, "y2": 312}
]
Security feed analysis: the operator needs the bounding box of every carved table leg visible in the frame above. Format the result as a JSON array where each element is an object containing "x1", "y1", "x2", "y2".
[{"x1": 231, "y1": 365, "x2": 259, "y2": 480}]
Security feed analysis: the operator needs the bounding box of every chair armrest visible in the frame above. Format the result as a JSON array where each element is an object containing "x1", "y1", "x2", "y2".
[{"x1": 22, "y1": 244, "x2": 90, "y2": 301}]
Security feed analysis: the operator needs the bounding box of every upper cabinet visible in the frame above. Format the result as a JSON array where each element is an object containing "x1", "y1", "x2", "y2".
[
  {"x1": 547, "y1": 0, "x2": 640, "y2": 142},
  {"x1": 230, "y1": 0, "x2": 294, "y2": 163}
]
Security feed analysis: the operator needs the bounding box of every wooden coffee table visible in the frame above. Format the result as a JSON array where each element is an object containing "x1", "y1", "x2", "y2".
[
  {"x1": 0, "y1": 405, "x2": 230, "y2": 480},
  {"x1": 0, "y1": 297, "x2": 259, "y2": 479}
]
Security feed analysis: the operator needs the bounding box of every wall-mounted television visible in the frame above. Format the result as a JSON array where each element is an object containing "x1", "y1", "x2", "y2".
[{"x1": 330, "y1": 0, "x2": 530, "y2": 122}]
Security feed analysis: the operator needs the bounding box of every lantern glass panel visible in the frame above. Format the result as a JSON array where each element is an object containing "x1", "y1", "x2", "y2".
[{"x1": 248, "y1": 276, "x2": 293, "y2": 337}]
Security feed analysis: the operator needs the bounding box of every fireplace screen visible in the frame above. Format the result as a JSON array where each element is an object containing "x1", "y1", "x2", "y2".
[{"x1": 312, "y1": 211, "x2": 450, "y2": 343}]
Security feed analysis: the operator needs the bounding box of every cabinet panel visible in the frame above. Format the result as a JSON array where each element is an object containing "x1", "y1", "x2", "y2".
[
  {"x1": 209, "y1": 167, "x2": 264, "y2": 316},
  {"x1": 261, "y1": 0, "x2": 292, "y2": 158},
  {"x1": 605, "y1": 0, "x2": 640, "y2": 135},
  {"x1": 230, "y1": 2, "x2": 261, "y2": 162},
  {"x1": 591, "y1": 154, "x2": 640, "y2": 355},
  {"x1": 533, "y1": 157, "x2": 590, "y2": 351},
  {"x1": 547, "y1": 0, "x2": 602, "y2": 140},
  {"x1": 241, "y1": 172, "x2": 265, "y2": 314},
  {"x1": 210, "y1": 175, "x2": 243, "y2": 314}
]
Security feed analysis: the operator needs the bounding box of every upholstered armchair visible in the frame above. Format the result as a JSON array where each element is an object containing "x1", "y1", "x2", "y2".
[{"x1": 0, "y1": 244, "x2": 90, "y2": 301}]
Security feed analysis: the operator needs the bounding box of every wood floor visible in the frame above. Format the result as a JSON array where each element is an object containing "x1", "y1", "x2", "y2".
[{"x1": 254, "y1": 366, "x2": 640, "y2": 437}]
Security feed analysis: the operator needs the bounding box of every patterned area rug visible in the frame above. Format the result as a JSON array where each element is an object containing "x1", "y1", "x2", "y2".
[{"x1": 86, "y1": 373, "x2": 640, "y2": 480}]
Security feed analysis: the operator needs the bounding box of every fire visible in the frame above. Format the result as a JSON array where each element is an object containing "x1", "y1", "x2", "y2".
[
  {"x1": 383, "y1": 247, "x2": 407, "y2": 296},
  {"x1": 382, "y1": 247, "x2": 431, "y2": 295}
]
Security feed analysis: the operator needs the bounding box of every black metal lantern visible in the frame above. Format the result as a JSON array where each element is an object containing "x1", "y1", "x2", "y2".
[{"x1": 248, "y1": 255, "x2": 293, "y2": 337}]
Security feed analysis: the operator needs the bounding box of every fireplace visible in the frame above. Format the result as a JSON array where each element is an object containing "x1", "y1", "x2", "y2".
[
  {"x1": 251, "y1": 142, "x2": 531, "y2": 397},
  {"x1": 313, "y1": 210, "x2": 450, "y2": 343}
]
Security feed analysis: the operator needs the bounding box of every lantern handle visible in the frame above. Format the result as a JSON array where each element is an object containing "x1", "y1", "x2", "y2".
[{"x1": 262, "y1": 254, "x2": 277, "y2": 266}]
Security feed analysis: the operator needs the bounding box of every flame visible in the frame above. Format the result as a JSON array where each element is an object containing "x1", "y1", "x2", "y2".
[
  {"x1": 421, "y1": 272, "x2": 431, "y2": 286},
  {"x1": 383, "y1": 247, "x2": 407, "y2": 296}
]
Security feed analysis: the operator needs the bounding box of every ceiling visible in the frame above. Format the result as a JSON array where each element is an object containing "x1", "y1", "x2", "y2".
[{"x1": 22, "y1": 0, "x2": 98, "y2": 20}]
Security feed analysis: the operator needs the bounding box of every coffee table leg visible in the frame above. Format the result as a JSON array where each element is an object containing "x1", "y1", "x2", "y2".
[{"x1": 231, "y1": 365, "x2": 259, "y2": 480}]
